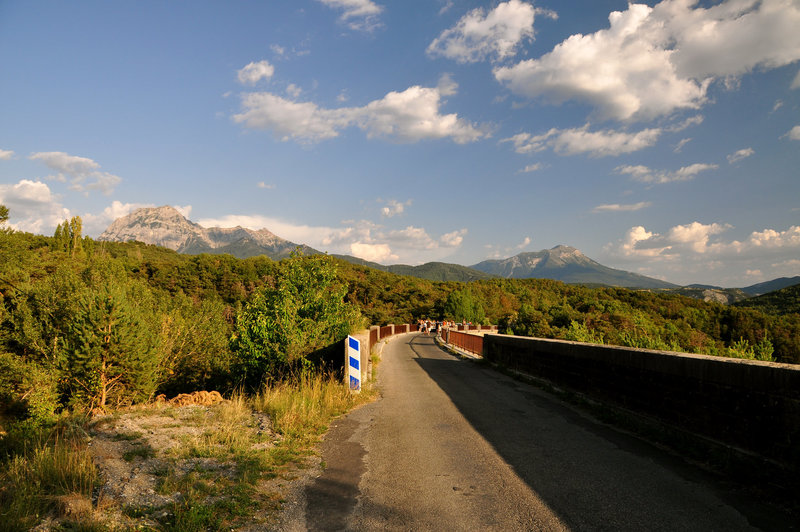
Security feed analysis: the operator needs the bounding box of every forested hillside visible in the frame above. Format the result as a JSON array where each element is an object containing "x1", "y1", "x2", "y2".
[
  {"x1": 2, "y1": 211, "x2": 799, "y2": 427},
  {"x1": 734, "y1": 283, "x2": 800, "y2": 316}
]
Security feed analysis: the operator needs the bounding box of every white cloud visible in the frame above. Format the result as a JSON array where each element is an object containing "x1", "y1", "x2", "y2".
[
  {"x1": 350, "y1": 241, "x2": 397, "y2": 262},
  {"x1": 772, "y1": 99, "x2": 784, "y2": 112},
  {"x1": 674, "y1": 137, "x2": 692, "y2": 152},
  {"x1": 668, "y1": 221, "x2": 731, "y2": 253},
  {"x1": 257, "y1": 182, "x2": 276, "y2": 189},
  {"x1": 667, "y1": 114, "x2": 704, "y2": 132},
  {"x1": 438, "y1": 0, "x2": 454, "y2": 15},
  {"x1": 615, "y1": 162, "x2": 718, "y2": 184},
  {"x1": 0, "y1": 180, "x2": 71, "y2": 234},
  {"x1": 317, "y1": 0, "x2": 383, "y2": 31},
  {"x1": 614, "y1": 222, "x2": 800, "y2": 259},
  {"x1": 427, "y1": 0, "x2": 536, "y2": 63},
  {"x1": 519, "y1": 163, "x2": 543, "y2": 173},
  {"x1": 234, "y1": 80, "x2": 486, "y2": 144},
  {"x1": 787, "y1": 125, "x2": 800, "y2": 140},
  {"x1": 80, "y1": 200, "x2": 156, "y2": 236},
  {"x1": 30, "y1": 151, "x2": 98, "y2": 175},
  {"x1": 174, "y1": 205, "x2": 192, "y2": 219},
  {"x1": 380, "y1": 199, "x2": 411, "y2": 218},
  {"x1": 0, "y1": 149, "x2": 15, "y2": 160},
  {"x1": 440, "y1": 228, "x2": 467, "y2": 247},
  {"x1": 503, "y1": 126, "x2": 661, "y2": 157},
  {"x1": 286, "y1": 83, "x2": 302, "y2": 99},
  {"x1": 516, "y1": 236, "x2": 531, "y2": 249},
  {"x1": 196, "y1": 214, "x2": 465, "y2": 264},
  {"x1": 28, "y1": 151, "x2": 121, "y2": 195},
  {"x1": 237, "y1": 60, "x2": 275, "y2": 85},
  {"x1": 727, "y1": 147, "x2": 754, "y2": 164},
  {"x1": 746, "y1": 226, "x2": 800, "y2": 250},
  {"x1": 608, "y1": 222, "x2": 800, "y2": 285},
  {"x1": 495, "y1": 0, "x2": 800, "y2": 121},
  {"x1": 592, "y1": 201, "x2": 652, "y2": 213},
  {"x1": 792, "y1": 69, "x2": 800, "y2": 89}
]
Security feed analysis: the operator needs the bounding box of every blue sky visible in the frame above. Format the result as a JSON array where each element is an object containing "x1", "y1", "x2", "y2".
[{"x1": 1, "y1": 0, "x2": 798, "y2": 287}]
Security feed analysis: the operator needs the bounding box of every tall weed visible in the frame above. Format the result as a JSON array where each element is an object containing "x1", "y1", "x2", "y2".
[{"x1": 0, "y1": 420, "x2": 97, "y2": 530}]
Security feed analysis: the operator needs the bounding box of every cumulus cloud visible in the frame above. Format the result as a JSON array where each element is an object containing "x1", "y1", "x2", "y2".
[
  {"x1": 237, "y1": 60, "x2": 275, "y2": 85},
  {"x1": 257, "y1": 182, "x2": 276, "y2": 189},
  {"x1": 592, "y1": 202, "x2": 652, "y2": 213},
  {"x1": 668, "y1": 221, "x2": 731, "y2": 253},
  {"x1": 608, "y1": 222, "x2": 800, "y2": 285},
  {"x1": 615, "y1": 162, "x2": 718, "y2": 184},
  {"x1": 0, "y1": 149, "x2": 14, "y2": 160},
  {"x1": 727, "y1": 147, "x2": 754, "y2": 164},
  {"x1": 495, "y1": 0, "x2": 800, "y2": 121},
  {"x1": 233, "y1": 80, "x2": 486, "y2": 144},
  {"x1": 786, "y1": 125, "x2": 800, "y2": 140},
  {"x1": 197, "y1": 214, "x2": 465, "y2": 264},
  {"x1": 350, "y1": 241, "x2": 397, "y2": 262},
  {"x1": 0, "y1": 180, "x2": 71, "y2": 234},
  {"x1": 427, "y1": 0, "x2": 536, "y2": 63},
  {"x1": 440, "y1": 228, "x2": 467, "y2": 247},
  {"x1": 317, "y1": 0, "x2": 383, "y2": 31},
  {"x1": 614, "y1": 222, "x2": 800, "y2": 259},
  {"x1": 380, "y1": 199, "x2": 411, "y2": 218},
  {"x1": 28, "y1": 151, "x2": 122, "y2": 195},
  {"x1": 503, "y1": 126, "x2": 661, "y2": 157}
]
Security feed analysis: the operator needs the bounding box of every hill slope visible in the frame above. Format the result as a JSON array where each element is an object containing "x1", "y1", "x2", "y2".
[
  {"x1": 740, "y1": 276, "x2": 800, "y2": 297},
  {"x1": 734, "y1": 284, "x2": 800, "y2": 315},
  {"x1": 471, "y1": 246, "x2": 677, "y2": 289}
]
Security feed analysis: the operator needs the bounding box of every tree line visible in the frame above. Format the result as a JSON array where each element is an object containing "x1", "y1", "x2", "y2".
[{"x1": 1, "y1": 208, "x2": 798, "y2": 427}]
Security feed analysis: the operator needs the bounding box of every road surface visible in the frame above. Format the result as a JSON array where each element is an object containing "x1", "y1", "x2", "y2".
[{"x1": 302, "y1": 333, "x2": 794, "y2": 531}]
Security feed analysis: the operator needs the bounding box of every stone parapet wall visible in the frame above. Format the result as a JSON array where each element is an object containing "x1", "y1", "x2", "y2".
[{"x1": 483, "y1": 334, "x2": 800, "y2": 471}]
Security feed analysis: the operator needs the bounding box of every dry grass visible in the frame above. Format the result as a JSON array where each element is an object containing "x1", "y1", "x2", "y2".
[
  {"x1": 0, "y1": 373, "x2": 376, "y2": 530},
  {"x1": 0, "y1": 420, "x2": 100, "y2": 531}
]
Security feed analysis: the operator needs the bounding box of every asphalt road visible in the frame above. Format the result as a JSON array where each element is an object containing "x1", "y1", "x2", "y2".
[{"x1": 303, "y1": 333, "x2": 793, "y2": 531}]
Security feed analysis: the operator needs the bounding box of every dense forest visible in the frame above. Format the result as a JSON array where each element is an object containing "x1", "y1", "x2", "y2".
[{"x1": 1, "y1": 210, "x2": 798, "y2": 427}]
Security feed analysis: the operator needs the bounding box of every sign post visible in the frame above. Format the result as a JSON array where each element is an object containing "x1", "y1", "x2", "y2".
[{"x1": 346, "y1": 335, "x2": 361, "y2": 392}]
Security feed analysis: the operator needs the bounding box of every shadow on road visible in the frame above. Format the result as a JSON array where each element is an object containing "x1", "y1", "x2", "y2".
[{"x1": 407, "y1": 334, "x2": 796, "y2": 531}]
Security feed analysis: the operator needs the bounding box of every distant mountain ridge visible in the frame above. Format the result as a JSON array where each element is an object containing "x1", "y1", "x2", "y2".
[
  {"x1": 740, "y1": 276, "x2": 800, "y2": 297},
  {"x1": 470, "y1": 246, "x2": 678, "y2": 289},
  {"x1": 98, "y1": 206, "x2": 794, "y2": 295},
  {"x1": 99, "y1": 206, "x2": 317, "y2": 259}
]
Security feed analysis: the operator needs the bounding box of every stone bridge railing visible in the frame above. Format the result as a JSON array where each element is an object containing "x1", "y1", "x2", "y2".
[{"x1": 478, "y1": 333, "x2": 800, "y2": 483}]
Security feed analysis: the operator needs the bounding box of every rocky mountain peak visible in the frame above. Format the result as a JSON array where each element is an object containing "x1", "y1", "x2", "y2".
[{"x1": 98, "y1": 206, "x2": 315, "y2": 260}]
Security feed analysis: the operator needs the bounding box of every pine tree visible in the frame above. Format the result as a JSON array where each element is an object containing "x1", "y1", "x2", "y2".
[{"x1": 65, "y1": 277, "x2": 159, "y2": 409}]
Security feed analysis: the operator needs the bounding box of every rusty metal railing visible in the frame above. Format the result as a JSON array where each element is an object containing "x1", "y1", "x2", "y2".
[{"x1": 444, "y1": 329, "x2": 484, "y2": 356}]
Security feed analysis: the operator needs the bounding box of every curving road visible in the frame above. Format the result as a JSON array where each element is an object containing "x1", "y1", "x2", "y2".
[{"x1": 302, "y1": 333, "x2": 792, "y2": 531}]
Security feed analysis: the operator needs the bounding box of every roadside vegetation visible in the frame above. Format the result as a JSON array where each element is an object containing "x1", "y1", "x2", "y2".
[{"x1": 1, "y1": 205, "x2": 798, "y2": 527}]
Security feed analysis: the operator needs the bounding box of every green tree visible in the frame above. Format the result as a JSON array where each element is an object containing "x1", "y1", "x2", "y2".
[
  {"x1": 51, "y1": 216, "x2": 84, "y2": 256},
  {"x1": 443, "y1": 287, "x2": 485, "y2": 324},
  {"x1": 231, "y1": 254, "x2": 364, "y2": 386},
  {"x1": 64, "y1": 275, "x2": 160, "y2": 409}
]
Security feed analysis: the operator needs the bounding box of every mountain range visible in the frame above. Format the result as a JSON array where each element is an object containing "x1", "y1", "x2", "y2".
[
  {"x1": 469, "y1": 246, "x2": 677, "y2": 289},
  {"x1": 98, "y1": 206, "x2": 798, "y2": 296},
  {"x1": 99, "y1": 206, "x2": 317, "y2": 259}
]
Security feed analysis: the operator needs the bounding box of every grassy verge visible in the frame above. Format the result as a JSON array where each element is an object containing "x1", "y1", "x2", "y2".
[
  {"x1": 0, "y1": 418, "x2": 98, "y2": 531},
  {"x1": 0, "y1": 373, "x2": 377, "y2": 531}
]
